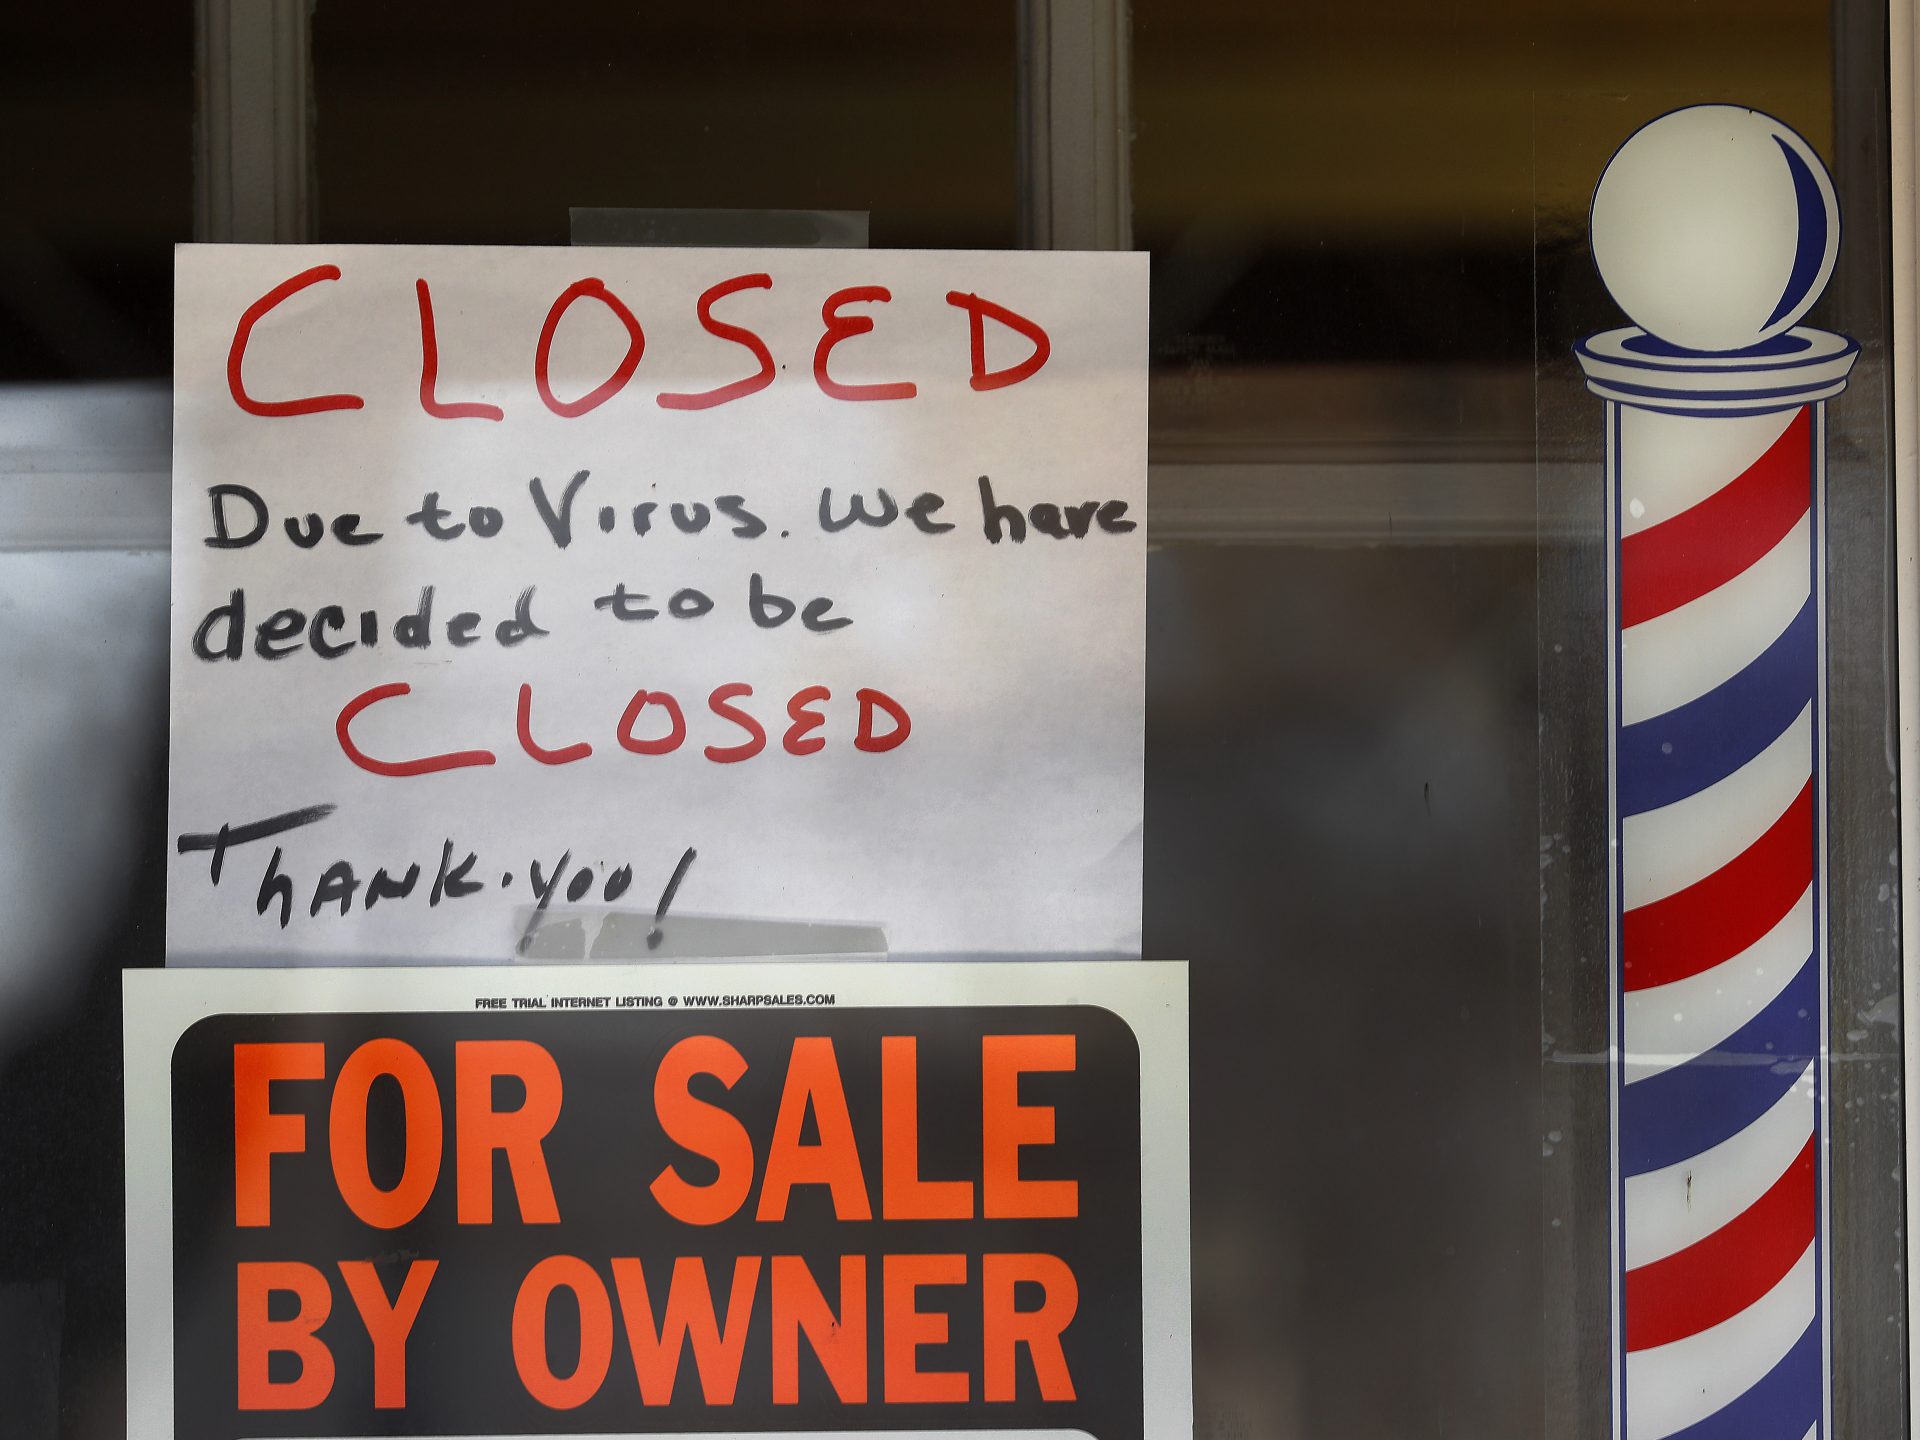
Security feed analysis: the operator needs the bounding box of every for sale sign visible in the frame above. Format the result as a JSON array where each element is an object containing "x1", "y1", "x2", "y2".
[{"x1": 124, "y1": 961, "x2": 1190, "y2": 1439}]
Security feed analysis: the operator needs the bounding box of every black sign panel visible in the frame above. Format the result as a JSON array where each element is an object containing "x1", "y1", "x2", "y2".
[{"x1": 166, "y1": 1002, "x2": 1145, "y2": 1438}]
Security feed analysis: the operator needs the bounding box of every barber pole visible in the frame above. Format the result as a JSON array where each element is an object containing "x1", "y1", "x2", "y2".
[{"x1": 1576, "y1": 106, "x2": 1857, "y2": 1440}]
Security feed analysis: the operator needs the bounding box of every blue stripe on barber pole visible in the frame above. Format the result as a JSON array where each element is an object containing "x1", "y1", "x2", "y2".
[
  {"x1": 1619, "y1": 954, "x2": 1818, "y2": 1175},
  {"x1": 1617, "y1": 599, "x2": 1816, "y2": 816},
  {"x1": 1761, "y1": 140, "x2": 1832, "y2": 332}
]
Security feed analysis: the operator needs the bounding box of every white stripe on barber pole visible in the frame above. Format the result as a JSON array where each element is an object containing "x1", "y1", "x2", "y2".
[
  {"x1": 1620, "y1": 407, "x2": 1803, "y2": 534},
  {"x1": 1620, "y1": 706, "x2": 1813, "y2": 908},
  {"x1": 1623, "y1": 1244, "x2": 1817, "y2": 1439},
  {"x1": 1620, "y1": 515, "x2": 1812, "y2": 725},
  {"x1": 1625, "y1": 1065, "x2": 1815, "y2": 1269},
  {"x1": 1623, "y1": 886, "x2": 1814, "y2": 1082}
]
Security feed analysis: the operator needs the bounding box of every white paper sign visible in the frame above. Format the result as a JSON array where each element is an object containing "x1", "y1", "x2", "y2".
[{"x1": 167, "y1": 246, "x2": 1146, "y2": 962}]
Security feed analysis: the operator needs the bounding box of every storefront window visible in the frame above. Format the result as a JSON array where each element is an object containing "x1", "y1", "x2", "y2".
[{"x1": 0, "y1": 2, "x2": 1907, "y2": 1435}]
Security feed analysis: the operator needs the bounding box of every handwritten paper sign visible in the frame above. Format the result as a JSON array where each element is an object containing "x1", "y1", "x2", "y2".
[{"x1": 167, "y1": 246, "x2": 1147, "y2": 961}]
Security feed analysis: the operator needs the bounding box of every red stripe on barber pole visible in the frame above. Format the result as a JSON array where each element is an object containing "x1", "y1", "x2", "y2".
[
  {"x1": 1621, "y1": 779, "x2": 1814, "y2": 992},
  {"x1": 1624, "y1": 1133, "x2": 1817, "y2": 1351},
  {"x1": 1620, "y1": 408, "x2": 1812, "y2": 628}
]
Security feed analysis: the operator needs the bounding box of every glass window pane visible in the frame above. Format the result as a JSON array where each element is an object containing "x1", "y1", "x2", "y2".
[
  {"x1": 0, "y1": 4, "x2": 190, "y2": 380},
  {"x1": 311, "y1": 0, "x2": 1019, "y2": 247}
]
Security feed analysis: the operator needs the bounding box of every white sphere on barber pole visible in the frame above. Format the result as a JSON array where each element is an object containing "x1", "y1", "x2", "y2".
[{"x1": 1589, "y1": 105, "x2": 1840, "y2": 353}]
